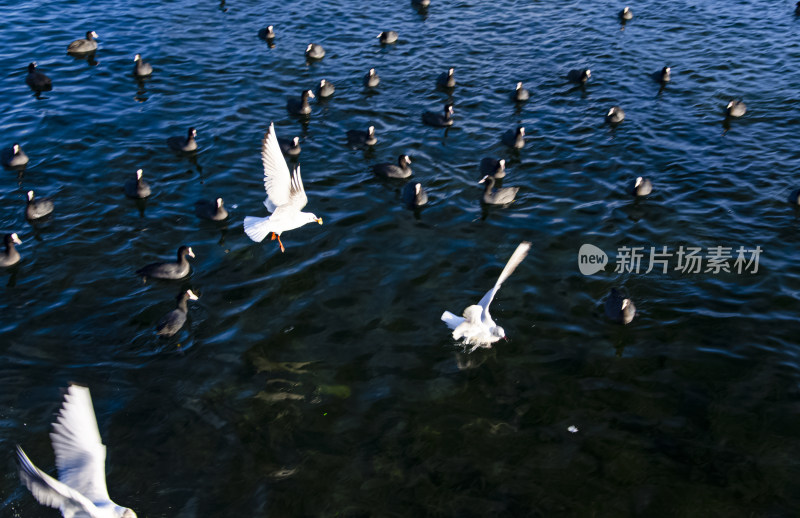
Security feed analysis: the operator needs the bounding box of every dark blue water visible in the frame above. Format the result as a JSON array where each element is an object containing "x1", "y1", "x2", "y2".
[{"x1": 3, "y1": 0, "x2": 800, "y2": 516}]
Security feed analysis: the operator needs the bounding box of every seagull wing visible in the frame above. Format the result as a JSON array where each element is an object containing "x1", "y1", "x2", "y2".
[
  {"x1": 261, "y1": 122, "x2": 293, "y2": 212},
  {"x1": 287, "y1": 166, "x2": 309, "y2": 210},
  {"x1": 49, "y1": 385, "x2": 112, "y2": 506},
  {"x1": 17, "y1": 445, "x2": 100, "y2": 517},
  {"x1": 477, "y1": 241, "x2": 531, "y2": 325}
]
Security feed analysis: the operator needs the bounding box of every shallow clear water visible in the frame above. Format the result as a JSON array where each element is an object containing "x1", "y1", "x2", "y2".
[{"x1": 2, "y1": 0, "x2": 800, "y2": 516}]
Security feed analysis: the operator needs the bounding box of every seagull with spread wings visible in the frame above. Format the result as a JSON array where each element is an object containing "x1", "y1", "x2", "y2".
[
  {"x1": 15, "y1": 384, "x2": 137, "y2": 518},
  {"x1": 441, "y1": 241, "x2": 531, "y2": 351},
  {"x1": 243, "y1": 122, "x2": 323, "y2": 252}
]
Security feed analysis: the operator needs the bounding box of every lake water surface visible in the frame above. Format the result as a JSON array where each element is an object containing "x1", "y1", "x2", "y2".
[{"x1": 2, "y1": 0, "x2": 800, "y2": 516}]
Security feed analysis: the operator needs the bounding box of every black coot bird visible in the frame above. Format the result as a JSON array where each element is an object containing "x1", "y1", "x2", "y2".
[
  {"x1": 305, "y1": 43, "x2": 325, "y2": 60},
  {"x1": 137, "y1": 245, "x2": 195, "y2": 280},
  {"x1": 26, "y1": 62, "x2": 52, "y2": 92},
  {"x1": 347, "y1": 126, "x2": 377, "y2": 147},
  {"x1": 422, "y1": 104, "x2": 454, "y2": 127},
  {"x1": 258, "y1": 25, "x2": 275, "y2": 41},
  {"x1": 725, "y1": 100, "x2": 746, "y2": 117},
  {"x1": 502, "y1": 127, "x2": 525, "y2": 148},
  {"x1": 2, "y1": 143, "x2": 29, "y2": 168},
  {"x1": 512, "y1": 82, "x2": 530, "y2": 102},
  {"x1": 278, "y1": 136, "x2": 301, "y2": 157},
  {"x1": 436, "y1": 67, "x2": 455, "y2": 89},
  {"x1": 157, "y1": 289, "x2": 199, "y2": 337},
  {"x1": 195, "y1": 198, "x2": 228, "y2": 221},
  {"x1": 67, "y1": 30, "x2": 98, "y2": 53},
  {"x1": 133, "y1": 54, "x2": 153, "y2": 77},
  {"x1": 364, "y1": 68, "x2": 380, "y2": 88},
  {"x1": 479, "y1": 175, "x2": 518, "y2": 205},
  {"x1": 480, "y1": 158, "x2": 506, "y2": 179},
  {"x1": 125, "y1": 169, "x2": 151, "y2": 199},
  {"x1": 402, "y1": 182, "x2": 428, "y2": 208},
  {"x1": 378, "y1": 31, "x2": 398, "y2": 44},
  {"x1": 630, "y1": 177, "x2": 653, "y2": 197},
  {"x1": 167, "y1": 128, "x2": 198, "y2": 152},
  {"x1": 0, "y1": 233, "x2": 22, "y2": 267},
  {"x1": 653, "y1": 66, "x2": 671, "y2": 84},
  {"x1": 567, "y1": 68, "x2": 591, "y2": 84},
  {"x1": 25, "y1": 191, "x2": 54, "y2": 220},
  {"x1": 619, "y1": 6, "x2": 633, "y2": 21},
  {"x1": 606, "y1": 106, "x2": 625, "y2": 124},
  {"x1": 605, "y1": 288, "x2": 636, "y2": 324},
  {"x1": 372, "y1": 155, "x2": 412, "y2": 179},
  {"x1": 287, "y1": 89, "x2": 315, "y2": 115},
  {"x1": 317, "y1": 79, "x2": 335, "y2": 98}
]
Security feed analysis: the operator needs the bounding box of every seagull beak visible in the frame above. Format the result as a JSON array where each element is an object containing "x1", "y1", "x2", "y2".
[
  {"x1": 502, "y1": 336, "x2": 508, "y2": 342},
  {"x1": 317, "y1": 218, "x2": 323, "y2": 225}
]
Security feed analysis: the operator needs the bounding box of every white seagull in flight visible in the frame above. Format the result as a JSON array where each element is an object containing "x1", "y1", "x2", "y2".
[
  {"x1": 441, "y1": 241, "x2": 531, "y2": 351},
  {"x1": 16, "y1": 384, "x2": 137, "y2": 518},
  {"x1": 243, "y1": 122, "x2": 323, "y2": 252}
]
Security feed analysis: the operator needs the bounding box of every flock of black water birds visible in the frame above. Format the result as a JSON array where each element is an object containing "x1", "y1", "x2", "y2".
[
  {"x1": 1, "y1": 0, "x2": 764, "y2": 338},
  {"x1": 3, "y1": 1, "x2": 783, "y2": 513}
]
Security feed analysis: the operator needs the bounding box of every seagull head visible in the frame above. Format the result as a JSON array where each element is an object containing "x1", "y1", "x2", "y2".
[{"x1": 306, "y1": 213, "x2": 323, "y2": 225}]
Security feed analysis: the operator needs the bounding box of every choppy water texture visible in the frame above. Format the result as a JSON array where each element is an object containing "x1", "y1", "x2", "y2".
[{"x1": 2, "y1": 0, "x2": 800, "y2": 516}]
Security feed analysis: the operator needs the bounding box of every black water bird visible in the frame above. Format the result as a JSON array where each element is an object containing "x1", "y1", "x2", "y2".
[
  {"x1": 167, "y1": 127, "x2": 198, "y2": 152},
  {"x1": 133, "y1": 54, "x2": 152, "y2": 77},
  {"x1": 1, "y1": 143, "x2": 28, "y2": 168},
  {"x1": 372, "y1": 155, "x2": 412, "y2": 179},
  {"x1": 305, "y1": 43, "x2": 325, "y2": 59},
  {"x1": 501, "y1": 127, "x2": 525, "y2": 148},
  {"x1": 605, "y1": 288, "x2": 636, "y2": 324},
  {"x1": 567, "y1": 68, "x2": 591, "y2": 84},
  {"x1": 25, "y1": 191, "x2": 54, "y2": 220},
  {"x1": 195, "y1": 198, "x2": 228, "y2": 221},
  {"x1": 512, "y1": 82, "x2": 529, "y2": 102},
  {"x1": 67, "y1": 30, "x2": 98, "y2": 53},
  {"x1": 136, "y1": 245, "x2": 195, "y2": 280},
  {"x1": 26, "y1": 62, "x2": 52, "y2": 92},
  {"x1": 402, "y1": 182, "x2": 428, "y2": 208},
  {"x1": 0, "y1": 233, "x2": 22, "y2": 267},
  {"x1": 629, "y1": 177, "x2": 653, "y2": 197},
  {"x1": 422, "y1": 104, "x2": 454, "y2": 127},
  {"x1": 437, "y1": 67, "x2": 455, "y2": 89},
  {"x1": 287, "y1": 89, "x2": 315, "y2": 115},
  {"x1": 479, "y1": 175, "x2": 518, "y2": 205},
  {"x1": 157, "y1": 289, "x2": 199, "y2": 337},
  {"x1": 347, "y1": 126, "x2": 377, "y2": 147}
]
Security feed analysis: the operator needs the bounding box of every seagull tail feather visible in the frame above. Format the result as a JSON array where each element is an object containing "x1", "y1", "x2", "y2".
[{"x1": 244, "y1": 216, "x2": 273, "y2": 243}]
